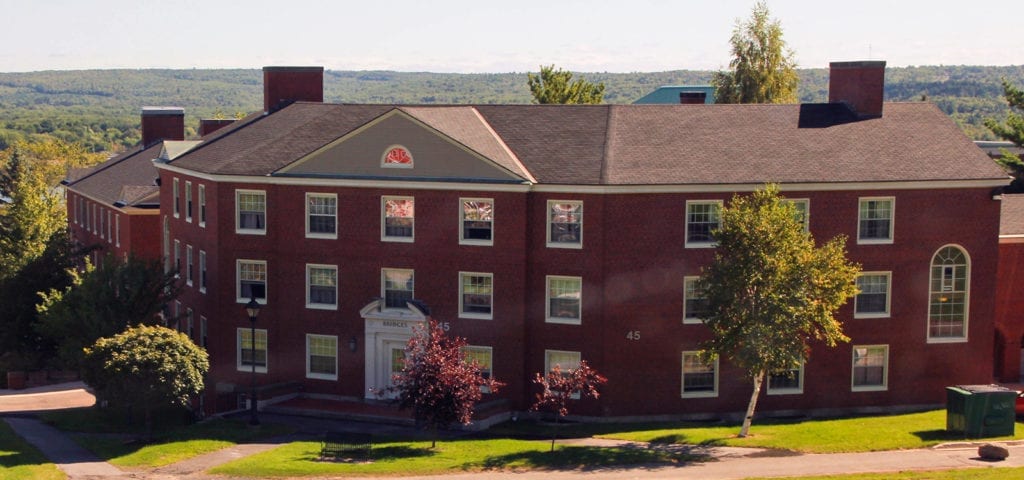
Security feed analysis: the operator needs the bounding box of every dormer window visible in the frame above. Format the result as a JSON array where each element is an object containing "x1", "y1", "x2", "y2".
[{"x1": 382, "y1": 145, "x2": 413, "y2": 168}]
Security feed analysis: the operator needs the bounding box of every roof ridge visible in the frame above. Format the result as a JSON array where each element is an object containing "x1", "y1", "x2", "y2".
[{"x1": 470, "y1": 107, "x2": 537, "y2": 183}]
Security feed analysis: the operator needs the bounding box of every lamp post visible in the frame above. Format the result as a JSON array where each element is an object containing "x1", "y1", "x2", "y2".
[{"x1": 245, "y1": 296, "x2": 261, "y2": 426}]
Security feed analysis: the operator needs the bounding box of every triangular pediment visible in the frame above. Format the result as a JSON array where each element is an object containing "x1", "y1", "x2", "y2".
[{"x1": 277, "y1": 108, "x2": 534, "y2": 183}]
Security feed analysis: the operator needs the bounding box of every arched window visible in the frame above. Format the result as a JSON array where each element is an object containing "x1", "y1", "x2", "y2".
[{"x1": 928, "y1": 246, "x2": 969, "y2": 341}]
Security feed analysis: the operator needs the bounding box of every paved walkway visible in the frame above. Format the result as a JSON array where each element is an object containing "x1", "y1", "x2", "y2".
[{"x1": 5, "y1": 383, "x2": 1024, "y2": 479}]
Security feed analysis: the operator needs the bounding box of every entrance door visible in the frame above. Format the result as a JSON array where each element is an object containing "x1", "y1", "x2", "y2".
[{"x1": 375, "y1": 340, "x2": 407, "y2": 397}]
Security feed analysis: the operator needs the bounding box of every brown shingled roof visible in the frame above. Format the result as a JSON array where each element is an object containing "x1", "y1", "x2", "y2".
[
  {"x1": 1001, "y1": 194, "x2": 1024, "y2": 236},
  {"x1": 67, "y1": 143, "x2": 163, "y2": 204},
  {"x1": 166, "y1": 102, "x2": 1007, "y2": 186}
]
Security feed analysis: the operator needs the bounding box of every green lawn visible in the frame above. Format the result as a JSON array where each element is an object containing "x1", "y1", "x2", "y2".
[
  {"x1": 595, "y1": 410, "x2": 1024, "y2": 453},
  {"x1": 0, "y1": 420, "x2": 64, "y2": 480},
  {"x1": 40, "y1": 407, "x2": 293, "y2": 467},
  {"x1": 210, "y1": 437, "x2": 699, "y2": 477},
  {"x1": 749, "y1": 467, "x2": 1024, "y2": 480}
]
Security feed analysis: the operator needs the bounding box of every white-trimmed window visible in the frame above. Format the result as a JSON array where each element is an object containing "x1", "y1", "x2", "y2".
[
  {"x1": 115, "y1": 214, "x2": 120, "y2": 247},
  {"x1": 306, "y1": 264, "x2": 338, "y2": 309},
  {"x1": 237, "y1": 328, "x2": 267, "y2": 373},
  {"x1": 306, "y1": 193, "x2": 337, "y2": 239},
  {"x1": 382, "y1": 196, "x2": 414, "y2": 242},
  {"x1": 683, "y1": 276, "x2": 708, "y2": 324},
  {"x1": 173, "y1": 239, "x2": 181, "y2": 276},
  {"x1": 855, "y1": 272, "x2": 891, "y2": 318},
  {"x1": 92, "y1": 203, "x2": 97, "y2": 233},
  {"x1": 306, "y1": 334, "x2": 338, "y2": 380},
  {"x1": 198, "y1": 184, "x2": 207, "y2": 227},
  {"x1": 199, "y1": 250, "x2": 207, "y2": 293},
  {"x1": 459, "y1": 272, "x2": 493, "y2": 319},
  {"x1": 236, "y1": 190, "x2": 266, "y2": 234},
  {"x1": 681, "y1": 351, "x2": 718, "y2": 398},
  {"x1": 382, "y1": 268, "x2": 414, "y2": 309},
  {"x1": 858, "y1": 197, "x2": 894, "y2": 244},
  {"x1": 186, "y1": 308, "x2": 194, "y2": 338},
  {"x1": 73, "y1": 196, "x2": 78, "y2": 224},
  {"x1": 463, "y1": 345, "x2": 494, "y2": 392},
  {"x1": 851, "y1": 345, "x2": 888, "y2": 391},
  {"x1": 685, "y1": 201, "x2": 721, "y2": 248},
  {"x1": 547, "y1": 200, "x2": 582, "y2": 248},
  {"x1": 460, "y1": 198, "x2": 493, "y2": 246},
  {"x1": 237, "y1": 259, "x2": 267, "y2": 303},
  {"x1": 785, "y1": 198, "x2": 810, "y2": 231},
  {"x1": 185, "y1": 181, "x2": 193, "y2": 223},
  {"x1": 106, "y1": 210, "x2": 112, "y2": 243},
  {"x1": 186, "y1": 245, "x2": 194, "y2": 286},
  {"x1": 767, "y1": 363, "x2": 804, "y2": 395},
  {"x1": 199, "y1": 316, "x2": 207, "y2": 348},
  {"x1": 928, "y1": 246, "x2": 969, "y2": 342},
  {"x1": 173, "y1": 178, "x2": 180, "y2": 218},
  {"x1": 99, "y1": 208, "x2": 104, "y2": 239},
  {"x1": 546, "y1": 276, "x2": 582, "y2": 325},
  {"x1": 544, "y1": 349, "x2": 581, "y2": 398}
]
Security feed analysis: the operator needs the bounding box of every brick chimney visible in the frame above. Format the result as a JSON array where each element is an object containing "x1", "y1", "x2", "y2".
[
  {"x1": 829, "y1": 61, "x2": 886, "y2": 118},
  {"x1": 263, "y1": 66, "x2": 324, "y2": 113},
  {"x1": 141, "y1": 107, "x2": 185, "y2": 146},
  {"x1": 198, "y1": 118, "x2": 236, "y2": 137}
]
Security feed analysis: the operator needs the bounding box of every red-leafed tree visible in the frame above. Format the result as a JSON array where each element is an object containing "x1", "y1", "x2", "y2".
[
  {"x1": 384, "y1": 319, "x2": 503, "y2": 447},
  {"x1": 531, "y1": 360, "x2": 607, "y2": 451}
]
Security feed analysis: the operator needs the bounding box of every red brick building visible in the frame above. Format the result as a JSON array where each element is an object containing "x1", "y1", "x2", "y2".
[
  {"x1": 995, "y1": 194, "x2": 1024, "y2": 383},
  {"x1": 75, "y1": 63, "x2": 1012, "y2": 421}
]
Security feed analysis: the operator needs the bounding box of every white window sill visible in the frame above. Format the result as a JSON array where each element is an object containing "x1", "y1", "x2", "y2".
[
  {"x1": 306, "y1": 303, "x2": 338, "y2": 311},
  {"x1": 682, "y1": 318, "x2": 704, "y2": 325},
  {"x1": 681, "y1": 391, "x2": 718, "y2": 398},
  {"x1": 854, "y1": 312, "x2": 890, "y2": 319},
  {"x1": 546, "y1": 317, "x2": 581, "y2": 325},
  {"x1": 236, "y1": 229, "x2": 267, "y2": 236},
  {"x1": 237, "y1": 365, "x2": 267, "y2": 374},
  {"x1": 306, "y1": 233, "x2": 338, "y2": 240},
  {"x1": 306, "y1": 373, "x2": 338, "y2": 381},
  {"x1": 851, "y1": 385, "x2": 887, "y2": 392},
  {"x1": 459, "y1": 312, "x2": 493, "y2": 320},
  {"x1": 546, "y1": 242, "x2": 583, "y2": 249},
  {"x1": 926, "y1": 337, "x2": 968, "y2": 344}
]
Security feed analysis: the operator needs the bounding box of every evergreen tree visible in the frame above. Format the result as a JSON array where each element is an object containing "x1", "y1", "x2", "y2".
[
  {"x1": 712, "y1": 2, "x2": 799, "y2": 104},
  {"x1": 527, "y1": 65, "x2": 605, "y2": 104},
  {"x1": 700, "y1": 185, "x2": 859, "y2": 437}
]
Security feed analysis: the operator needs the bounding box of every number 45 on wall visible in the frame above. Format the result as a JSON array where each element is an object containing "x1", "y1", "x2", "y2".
[{"x1": 625, "y1": 330, "x2": 640, "y2": 341}]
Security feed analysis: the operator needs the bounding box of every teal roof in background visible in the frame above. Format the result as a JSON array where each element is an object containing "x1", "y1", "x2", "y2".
[{"x1": 633, "y1": 85, "x2": 716, "y2": 104}]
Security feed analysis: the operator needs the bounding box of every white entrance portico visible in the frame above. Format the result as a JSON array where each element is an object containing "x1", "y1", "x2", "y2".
[{"x1": 359, "y1": 299, "x2": 428, "y2": 399}]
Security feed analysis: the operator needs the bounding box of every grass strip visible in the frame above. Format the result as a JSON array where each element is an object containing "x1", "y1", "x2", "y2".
[{"x1": 0, "y1": 420, "x2": 65, "y2": 480}]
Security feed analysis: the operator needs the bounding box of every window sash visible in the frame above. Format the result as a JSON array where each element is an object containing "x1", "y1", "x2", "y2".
[
  {"x1": 307, "y1": 195, "x2": 337, "y2": 235},
  {"x1": 461, "y1": 274, "x2": 492, "y2": 315},
  {"x1": 852, "y1": 346, "x2": 886, "y2": 387},
  {"x1": 855, "y1": 274, "x2": 889, "y2": 315},
  {"x1": 462, "y1": 200, "x2": 493, "y2": 241},
  {"x1": 307, "y1": 336, "x2": 337, "y2": 376},
  {"x1": 686, "y1": 202, "x2": 720, "y2": 244},
  {"x1": 682, "y1": 353, "x2": 716, "y2": 393},
  {"x1": 239, "y1": 329, "x2": 267, "y2": 368},
  {"x1": 384, "y1": 198, "x2": 414, "y2": 238},
  {"x1": 549, "y1": 202, "x2": 582, "y2": 244},
  {"x1": 308, "y1": 266, "x2": 338, "y2": 306},
  {"x1": 858, "y1": 199, "x2": 892, "y2": 240},
  {"x1": 548, "y1": 277, "x2": 581, "y2": 320},
  {"x1": 383, "y1": 269, "x2": 414, "y2": 309},
  {"x1": 238, "y1": 192, "x2": 266, "y2": 230}
]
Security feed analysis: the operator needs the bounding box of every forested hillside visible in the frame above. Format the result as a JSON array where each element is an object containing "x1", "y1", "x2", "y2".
[{"x1": 1, "y1": 65, "x2": 1021, "y2": 152}]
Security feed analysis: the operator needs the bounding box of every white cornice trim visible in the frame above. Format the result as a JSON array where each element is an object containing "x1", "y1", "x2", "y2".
[{"x1": 154, "y1": 163, "x2": 1008, "y2": 194}]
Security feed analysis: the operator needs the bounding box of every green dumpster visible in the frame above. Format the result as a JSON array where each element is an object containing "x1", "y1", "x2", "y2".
[{"x1": 946, "y1": 384, "x2": 1017, "y2": 438}]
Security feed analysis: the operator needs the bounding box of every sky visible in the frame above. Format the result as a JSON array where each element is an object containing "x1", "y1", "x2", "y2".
[{"x1": 0, "y1": 0, "x2": 1019, "y2": 73}]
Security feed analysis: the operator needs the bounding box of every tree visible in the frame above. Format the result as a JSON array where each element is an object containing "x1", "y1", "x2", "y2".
[
  {"x1": 527, "y1": 65, "x2": 605, "y2": 104},
  {"x1": 36, "y1": 254, "x2": 180, "y2": 369},
  {"x1": 984, "y1": 79, "x2": 1024, "y2": 191},
  {"x1": 712, "y1": 1, "x2": 799, "y2": 104},
  {"x1": 700, "y1": 185, "x2": 859, "y2": 437},
  {"x1": 531, "y1": 360, "x2": 607, "y2": 451},
  {"x1": 82, "y1": 325, "x2": 208, "y2": 439},
  {"x1": 383, "y1": 319, "x2": 503, "y2": 447}
]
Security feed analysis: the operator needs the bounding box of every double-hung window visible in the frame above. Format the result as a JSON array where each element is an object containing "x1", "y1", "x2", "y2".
[
  {"x1": 382, "y1": 268, "x2": 414, "y2": 309},
  {"x1": 306, "y1": 193, "x2": 337, "y2": 238},
  {"x1": 198, "y1": 184, "x2": 207, "y2": 227},
  {"x1": 851, "y1": 345, "x2": 888, "y2": 391},
  {"x1": 236, "y1": 190, "x2": 266, "y2": 234},
  {"x1": 544, "y1": 349, "x2": 582, "y2": 398},
  {"x1": 306, "y1": 334, "x2": 338, "y2": 380},
  {"x1": 173, "y1": 240, "x2": 181, "y2": 277},
  {"x1": 767, "y1": 362, "x2": 804, "y2": 395},
  {"x1": 547, "y1": 200, "x2": 582, "y2": 247},
  {"x1": 858, "y1": 197, "x2": 894, "y2": 244},
  {"x1": 186, "y1": 245, "x2": 194, "y2": 286},
  {"x1": 681, "y1": 351, "x2": 718, "y2": 398},
  {"x1": 683, "y1": 276, "x2": 708, "y2": 324},
  {"x1": 185, "y1": 181, "x2": 193, "y2": 222},
  {"x1": 460, "y1": 198, "x2": 493, "y2": 245},
  {"x1": 462, "y1": 346, "x2": 494, "y2": 392},
  {"x1": 546, "y1": 276, "x2": 582, "y2": 325},
  {"x1": 685, "y1": 201, "x2": 721, "y2": 247},
  {"x1": 855, "y1": 272, "x2": 891, "y2": 318},
  {"x1": 106, "y1": 211, "x2": 112, "y2": 243},
  {"x1": 459, "y1": 272, "x2": 493, "y2": 319},
  {"x1": 237, "y1": 328, "x2": 267, "y2": 373},
  {"x1": 928, "y1": 246, "x2": 969, "y2": 342},
  {"x1": 199, "y1": 250, "x2": 207, "y2": 293},
  {"x1": 173, "y1": 178, "x2": 180, "y2": 218},
  {"x1": 237, "y1": 259, "x2": 267, "y2": 303},
  {"x1": 382, "y1": 196, "x2": 414, "y2": 241},
  {"x1": 306, "y1": 264, "x2": 338, "y2": 309}
]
